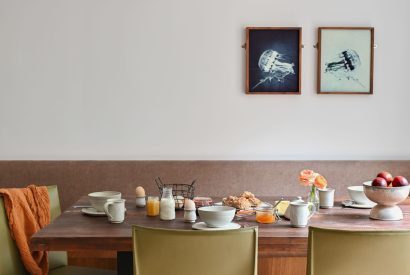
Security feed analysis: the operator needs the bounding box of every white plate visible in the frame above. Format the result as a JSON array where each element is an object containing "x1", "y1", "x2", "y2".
[
  {"x1": 192, "y1": 222, "x2": 241, "y2": 230},
  {"x1": 214, "y1": 201, "x2": 272, "y2": 208},
  {"x1": 342, "y1": 200, "x2": 376, "y2": 209},
  {"x1": 81, "y1": 207, "x2": 107, "y2": 216}
]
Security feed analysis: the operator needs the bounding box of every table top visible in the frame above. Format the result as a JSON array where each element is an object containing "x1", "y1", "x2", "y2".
[{"x1": 30, "y1": 196, "x2": 410, "y2": 256}]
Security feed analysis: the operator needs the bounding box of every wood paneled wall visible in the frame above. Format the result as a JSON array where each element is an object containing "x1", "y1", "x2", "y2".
[{"x1": 0, "y1": 160, "x2": 409, "y2": 210}]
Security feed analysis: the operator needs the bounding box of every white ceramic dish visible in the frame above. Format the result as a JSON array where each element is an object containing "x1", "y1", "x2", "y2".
[
  {"x1": 214, "y1": 201, "x2": 272, "y2": 208},
  {"x1": 81, "y1": 207, "x2": 127, "y2": 216},
  {"x1": 341, "y1": 200, "x2": 375, "y2": 209},
  {"x1": 81, "y1": 207, "x2": 107, "y2": 216},
  {"x1": 192, "y1": 222, "x2": 241, "y2": 230},
  {"x1": 347, "y1": 185, "x2": 374, "y2": 205},
  {"x1": 198, "y1": 206, "x2": 236, "y2": 228},
  {"x1": 88, "y1": 191, "x2": 122, "y2": 212}
]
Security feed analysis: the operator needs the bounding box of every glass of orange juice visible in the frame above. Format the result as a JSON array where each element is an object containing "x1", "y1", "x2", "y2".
[
  {"x1": 255, "y1": 206, "x2": 275, "y2": 224},
  {"x1": 146, "y1": 196, "x2": 160, "y2": 217}
]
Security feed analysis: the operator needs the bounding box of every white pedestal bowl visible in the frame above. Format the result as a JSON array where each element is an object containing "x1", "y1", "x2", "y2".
[{"x1": 363, "y1": 181, "x2": 410, "y2": 221}]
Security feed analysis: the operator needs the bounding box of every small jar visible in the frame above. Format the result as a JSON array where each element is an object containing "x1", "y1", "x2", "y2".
[
  {"x1": 136, "y1": 196, "x2": 146, "y2": 208},
  {"x1": 255, "y1": 206, "x2": 275, "y2": 224},
  {"x1": 184, "y1": 210, "x2": 197, "y2": 223},
  {"x1": 146, "y1": 196, "x2": 160, "y2": 217}
]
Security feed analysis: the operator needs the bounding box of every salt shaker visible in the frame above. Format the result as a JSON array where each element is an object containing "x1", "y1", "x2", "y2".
[{"x1": 184, "y1": 199, "x2": 196, "y2": 223}]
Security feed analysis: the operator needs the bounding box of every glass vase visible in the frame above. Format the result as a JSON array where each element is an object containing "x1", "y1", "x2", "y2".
[{"x1": 307, "y1": 185, "x2": 319, "y2": 213}]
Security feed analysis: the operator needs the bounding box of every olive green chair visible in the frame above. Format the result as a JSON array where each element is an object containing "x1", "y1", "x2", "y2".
[
  {"x1": 307, "y1": 226, "x2": 410, "y2": 275},
  {"x1": 132, "y1": 225, "x2": 258, "y2": 275},
  {"x1": 0, "y1": 185, "x2": 116, "y2": 275}
]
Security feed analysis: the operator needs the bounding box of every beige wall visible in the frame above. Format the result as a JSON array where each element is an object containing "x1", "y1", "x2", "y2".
[{"x1": 0, "y1": 0, "x2": 409, "y2": 160}]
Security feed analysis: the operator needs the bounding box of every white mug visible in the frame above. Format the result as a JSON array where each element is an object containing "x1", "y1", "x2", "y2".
[
  {"x1": 318, "y1": 188, "x2": 335, "y2": 209},
  {"x1": 104, "y1": 199, "x2": 126, "y2": 223},
  {"x1": 290, "y1": 202, "x2": 314, "y2": 228}
]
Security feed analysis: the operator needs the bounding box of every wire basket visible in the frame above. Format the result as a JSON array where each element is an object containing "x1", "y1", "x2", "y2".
[{"x1": 155, "y1": 177, "x2": 196, "y2": 210}]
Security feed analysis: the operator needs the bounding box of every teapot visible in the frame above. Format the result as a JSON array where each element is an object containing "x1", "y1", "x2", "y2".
[{"x1": 284, "y1": 196, "x2": 316, "y2": 219}]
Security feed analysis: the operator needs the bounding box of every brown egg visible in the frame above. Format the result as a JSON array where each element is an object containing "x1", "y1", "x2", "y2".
[
  {"x1": 184, "y1": 199, "x2": 196, "y2": 210},
  {"x1": 135, "y1": 186, "x2": 146, "y2": 197}
]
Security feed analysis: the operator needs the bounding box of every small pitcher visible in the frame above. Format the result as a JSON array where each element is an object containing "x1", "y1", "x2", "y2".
[
  {"x1": 284, "y1": 196, "x2": 304, "y2": 219},
  {"x1": 290, "y1": 201, "x2": 315, "y2": 228}
]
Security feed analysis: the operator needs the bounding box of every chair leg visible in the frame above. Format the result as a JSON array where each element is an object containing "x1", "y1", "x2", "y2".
[{"x1": 117, "y1": 252, "x2": 133, "y2": 275}]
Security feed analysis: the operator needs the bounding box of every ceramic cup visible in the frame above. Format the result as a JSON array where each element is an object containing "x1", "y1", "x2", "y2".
[
  {"x1": 318, "y1": 188, "x2": 335, "y2": 209},
  {"x1": 104, "y1": 198, "x2": 126, "y2": 223},
  {"x1": 290, "y1": 202, "x2": 314, "y2": 228}
]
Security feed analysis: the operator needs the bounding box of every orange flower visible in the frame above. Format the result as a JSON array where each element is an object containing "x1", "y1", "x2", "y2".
[
  {"x1": 299, "y1": 170, "x2": 317, "y2": 186},
  {"x1": 314, "y1": 175, "x2": 328, "y2": 189}
]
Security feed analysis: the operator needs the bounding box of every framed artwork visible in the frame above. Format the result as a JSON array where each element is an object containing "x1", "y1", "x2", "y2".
[
  {"x1": 317, "y1": 27, "x2": 374, "y2": 94},
  {"x1": 246, "y1": 27, "x2": 302, "y2": 94}
]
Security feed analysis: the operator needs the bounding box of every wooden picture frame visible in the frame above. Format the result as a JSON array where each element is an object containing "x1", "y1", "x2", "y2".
[
  {"x1": 246, "y1": 27, "x2": 302, "y2": 94},
  {"x1": 317, "y1": 27, "x2": 374, "y2": 94}
]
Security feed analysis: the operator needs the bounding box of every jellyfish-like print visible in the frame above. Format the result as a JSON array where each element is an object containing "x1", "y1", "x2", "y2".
[
  {"x1": 324, "y1": 49, "x2": 364, "y2": 87},
  {"x1": 252, "y1": 49, "x2": 295, "y2": 90}
]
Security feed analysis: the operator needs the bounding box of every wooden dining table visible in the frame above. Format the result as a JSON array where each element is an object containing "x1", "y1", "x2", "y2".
[{"x1": 30, "y1": 196, "x2": 410, "y2": 275}]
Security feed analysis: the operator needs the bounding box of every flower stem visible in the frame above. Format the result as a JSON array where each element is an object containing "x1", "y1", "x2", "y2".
[
  {"x1": 310, "y1": 185, "x2": 316, "y2": 202},
  {"x1": 309, "y1": 185, "x2": 317, "y2": 213}
]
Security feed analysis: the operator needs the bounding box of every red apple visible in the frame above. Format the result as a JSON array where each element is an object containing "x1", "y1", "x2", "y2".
[
  {"x1": 372, "y1": 177, "x2": 388, "y2": 187},
  {"x1": 392, "y1": 176, "x2": 409, "y2": 187},
  {"x1": 377, "y1": 171, "x2": 393, "y2": 184}
]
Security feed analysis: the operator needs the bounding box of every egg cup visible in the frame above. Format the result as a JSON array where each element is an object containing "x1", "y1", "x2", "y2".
[{"x1": 135, "y1": 196, "x2": 146, "y2": 208}]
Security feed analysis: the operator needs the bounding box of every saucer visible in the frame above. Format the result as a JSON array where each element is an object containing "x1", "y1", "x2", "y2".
[
  {"x1": 342, "y1": 200, "x2": 376, "y2": 209},
  {"x1": 81, "y1": 207, "x2": 107, "y2": 216},
  {"x1": 214, "y1": 201, "x2": 272, "y2": 208},
  {"x1": 192, "y1": 222, "x2": 241, "y2": 230}
]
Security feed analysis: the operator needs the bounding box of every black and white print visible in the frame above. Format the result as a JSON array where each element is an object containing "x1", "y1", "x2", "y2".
[
  {"x1": 319, "y1": 28, "x2": 374, "y2": 93},
  {"x1": 247, "y1": 28, "x2": 301, "y2": 94}
]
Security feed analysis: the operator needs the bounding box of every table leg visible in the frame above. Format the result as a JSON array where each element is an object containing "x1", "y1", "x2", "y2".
[{"x1": 117, "y1": 251, "x2": 133, "y2": 275}]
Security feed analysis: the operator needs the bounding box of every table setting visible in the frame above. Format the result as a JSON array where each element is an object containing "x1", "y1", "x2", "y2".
[
  {"x1": 29, "y1": 170, "x2": 409, "y2": 275},
  {"x1": 69, "y1": 169, "x2": 410, "y2": 232}
]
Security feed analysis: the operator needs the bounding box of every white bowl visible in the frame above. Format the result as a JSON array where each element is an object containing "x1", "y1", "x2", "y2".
[
  {"x1": 88, "y1": 191, "x2": 122, "y2": 212},
  {"x1": 198, "y1": 206, "x2": 235, "y2": 228},
  {"x1": 348, "y1": 185, "x2": 374, "y2": 205}
]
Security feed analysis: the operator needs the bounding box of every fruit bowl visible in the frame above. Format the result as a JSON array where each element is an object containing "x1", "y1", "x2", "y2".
[{"x1": 363, "y1": 181, "x2": 410, "y2": 220}]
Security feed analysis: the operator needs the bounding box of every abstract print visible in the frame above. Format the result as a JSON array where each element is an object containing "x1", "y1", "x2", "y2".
[{"x1": 324, "y1": 49, "x2": 365, "y2": 88}]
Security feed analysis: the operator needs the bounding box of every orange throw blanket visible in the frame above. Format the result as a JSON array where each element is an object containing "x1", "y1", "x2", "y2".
[{"x1": 0, "y1": 185, "x2": 50, "y2": 275}]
